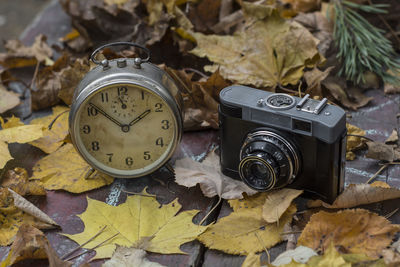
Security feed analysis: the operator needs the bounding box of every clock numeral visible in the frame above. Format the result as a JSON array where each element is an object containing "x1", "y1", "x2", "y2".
[
  {"x1": 87, "y1": 107, "x2": 98, "y2": 116},
  {"x1": 101, "y1": 92, "x2": 109, "y2": 102},
  {"x1": 161, "y1": 120, "x2": 169, "y2": 130},
  {"x1": 156, "y1": 137, "x2": 164, "y2": 147},
  {"x1": 117, "y1": 87, "x2": 128, "y2": 96},
  {"x1": 82, "y1": 125, "x2": 91, "y2": 134},
  {"x1": 106, "y1": 153, "x2": 113, "y2": 162},
  {"x1": 155, "y1": 103, "x2": 163, "y2": 112},
  {"x1": 141, "y1": 91, "x2": 145, "y2": 100},
  {"x1": 144, "y1": 151, "x2": 151, "y2": 160},
  {"x1": 126, "y1": 157, "x2": 133, "y2": 166},
  {"x1": 92, "y1": 141, "x2": 100, "y2": 151}
]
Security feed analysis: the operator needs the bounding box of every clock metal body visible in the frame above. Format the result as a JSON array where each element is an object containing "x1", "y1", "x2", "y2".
[{"x1": 69, "y1": 43, "x2": 183, "y2": 178}]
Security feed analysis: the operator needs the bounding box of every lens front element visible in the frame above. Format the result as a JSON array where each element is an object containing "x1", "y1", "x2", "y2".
[{"x1": 239, "y1": 130, "x2": 301, "y2": 191}]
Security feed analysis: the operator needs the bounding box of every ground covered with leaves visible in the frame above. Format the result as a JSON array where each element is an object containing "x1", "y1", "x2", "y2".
[{"x1": 0, "y1": 0, "x2": 400, "y2": 266}]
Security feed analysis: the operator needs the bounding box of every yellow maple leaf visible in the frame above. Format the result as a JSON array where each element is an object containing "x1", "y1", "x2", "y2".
[
  {"x1": 29, "y1": 105, "x2": 69, "y2": 154},
  {"x1": 190, "y1": 11, "x2": 321, "y2": 88},
  {"x1": 307, "y1": 243, "x2": 351, "y2": 267},
  {"x1": 30, "y1": 144, "x2": 114, "y2": 193},
  {"x1": 298, "y1": 209, "x2": 400, "y2": 259},
  {"x1": 198, "y1": 204, "x2": 296, "y2": 255},
  {"x1": 64, "y1": 192, "x2": 207, "y2": 260}
]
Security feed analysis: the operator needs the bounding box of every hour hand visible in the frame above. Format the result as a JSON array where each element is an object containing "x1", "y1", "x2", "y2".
[
  {"x1": 129, "y1": 109, "x2": 151, "y2": 126},
  {"x1": 89, "y1": 103, "x2": 123, "y2": 127}
]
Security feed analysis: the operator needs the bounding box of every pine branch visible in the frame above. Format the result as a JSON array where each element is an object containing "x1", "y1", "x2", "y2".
[{"x1": 332, "y1": 0, "x2": 400, "y2": 85}]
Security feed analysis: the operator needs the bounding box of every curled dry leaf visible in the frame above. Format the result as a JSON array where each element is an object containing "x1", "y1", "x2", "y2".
[
  {"x1": 2, "y1": 167, "x2": 45, "y2": 196},
  {"x1": 308, "y1": 181, "x2": 400, "y2": 209},
  {"x1": 271, "y1": 246, "x2": 317, "y2": 266},
  {"x1": 0, "y1": 188, "x2": 57, "y2": 246},
  {"x1": 198, "y1": 205, "x2": 296, "y2": 254},
  {"x1": 29, "y1": 106, "x2": 70, "y2": 154},
  {"x1": 366, "y1": 141, "x2": 400, "y2": 162},
  {"x1": 31, "y1": 144, "x2": 114, "y2": 193},
  {"x1": 174, "y1": 152, "x2": 257, "y2": 199},
  {"x1": 297, "y1": 209, "x2": 400, "y2": 259},
  {"x1": 65, "y1": 191, "x2": 207, "y2": 260},
  {"x1": 262, "y1": 188, "x2": 303, "y2": 223},
  {"x1": 1, "y1": 224, "x2": 71, "y2": 267},
  {"x1": 0, "y1": 84, "x2": 20, "y2": 114},
  {"x1": 346, "y1": 123, "x2": 366, "y2": 161},
  {"x1": 304, "y1": 67, "x2": 333, "y2": 97},
  {"x1": 190, "y1": 10, "x2": 322, "y2": 89},
  {"x1": 102, "y1": 246, "x2": 166, "y2": 267},
  {"x1": 0, "y1": 34, "x2": 53, "y2": 69}
]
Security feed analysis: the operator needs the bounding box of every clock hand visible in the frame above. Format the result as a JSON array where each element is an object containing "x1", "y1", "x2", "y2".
[
  {"x1": 118, "y1": 96, "x2": 127, "y2": 109},
  {"x1": 89, "y1": 103, "x2": 123, "y2": 127},
  {"x1": 129, "y1": 109, "x2": 151, "y2": 126}
]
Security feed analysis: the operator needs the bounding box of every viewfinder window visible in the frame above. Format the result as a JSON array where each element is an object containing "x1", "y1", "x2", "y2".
[{"x1": 292, "y1": 119, "x2": 311, "y2": 133}]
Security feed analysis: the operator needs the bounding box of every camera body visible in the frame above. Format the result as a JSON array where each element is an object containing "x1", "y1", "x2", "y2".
[{"x1": 219, "y1": 85, "x2": 346, "y2": 204}]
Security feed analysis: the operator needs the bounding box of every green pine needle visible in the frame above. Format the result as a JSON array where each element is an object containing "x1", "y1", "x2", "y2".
[{"x1": 333, "y1": 0, "x2": 400, "y2": 85}]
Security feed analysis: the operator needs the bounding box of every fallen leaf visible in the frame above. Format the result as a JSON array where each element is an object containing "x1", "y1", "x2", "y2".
[
  {"x1": 366, "y1": 141, "x2": 400, "y2": 162},
  {"x1": 271, "y1": 246, "x2": 317, "y2": 266},
  {"x1": 306, "y1": 243, "x2": 351, "y2": 267},
  {"x1": 64, "y1": 192, "x2": 207, "y2": 260},
  {"x1": 386, "y1": 129, "x2": 398, "y2": 144},
  {"x1": 346, "y1": 123, "x2": 366, "y2": 160},
  {"x1": 197, "y1": 205, "x2": 296, "y2": 254},
  {"x1": 0, "y1": 34, "x2": 53, "y2": 69},
  {"x1": 102, "y1": 246, "x2": 166, "y2": 267},
  {"x1": 186, "y1": 0, "x2": 221, "y2": 33},
  {"x1": 262, "y1": 189, "x2": 303, "y2": 223},
  {"x1": 0, "y1": 84, "x2": 20, "y2": 114},
  {"x1": 0, "y1": 141, "x2": 12, "y2": 169},
  {"x1": 174, "y1": 152, "x2": 257, "y2": 199},
  {"x1": 0, "y1": 116, "x2": 24, "y2": 128},
  {"x1": 382, "y1": 248, "x2": 400, "y2": 266},
  {"x1": 228, "y1": 193, "x2": 269, "y2": 213},
  {"x1": 297, "y1": 209, "x2": 400, "y2": 258},
  {"x1": 0, "y1": 224, "x2": 71, "y2": 267},
  {"x1": 281, "y1": 0, "x2": 320, "y2": 15},
  {"x1": 29, "y1": 106, "x2": 70, "y2": 154},
  {"x1": 30, "y1": 144, "x2": 114, "y2": 193},
  {"x1": 304, "y1": 67, "x2": 333, "y2": 97},
  {"x1": 241, "y1": 252, "x2": 261, "y2": 267},
  {"x1": 308, "y1": 182, "x2": 400, "y2": 209},
  {"x1": 0, "y1": 188, "x2": 57, "y2": 246},
  {"x1": 2, "y1": 168, "x2": 45, "y2": 196},
  {"x1": 190, "y1": 10, "x2": 321, "y2": 88}
]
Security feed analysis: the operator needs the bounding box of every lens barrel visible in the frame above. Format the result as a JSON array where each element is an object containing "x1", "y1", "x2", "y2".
[{"x1": 239, "y1": 130, "x2": 301, "y2": 191}]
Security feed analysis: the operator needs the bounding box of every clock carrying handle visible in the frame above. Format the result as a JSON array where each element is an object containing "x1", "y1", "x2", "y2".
[{"x1": 90, "y1": 42, "x2": 151, "y2": 65}]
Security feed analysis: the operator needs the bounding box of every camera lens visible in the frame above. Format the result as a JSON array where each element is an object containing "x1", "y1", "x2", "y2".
[{"x1": 239, "y1": 130, "x2": 301, "y2": 191}]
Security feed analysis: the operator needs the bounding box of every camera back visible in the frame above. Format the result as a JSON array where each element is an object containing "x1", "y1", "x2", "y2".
[{"x1": 219, "y1": 85, "x2": 347, "y2": 204}]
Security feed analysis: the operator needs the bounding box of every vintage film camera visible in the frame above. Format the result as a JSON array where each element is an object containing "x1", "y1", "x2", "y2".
[{"x1": 219, "y1": 85, "x2": 346, "y2": 204}]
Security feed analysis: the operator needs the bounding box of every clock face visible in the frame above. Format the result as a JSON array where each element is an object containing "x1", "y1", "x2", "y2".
[{"x1": 75, "y1": 83, "x2": 177, "y2": 177}]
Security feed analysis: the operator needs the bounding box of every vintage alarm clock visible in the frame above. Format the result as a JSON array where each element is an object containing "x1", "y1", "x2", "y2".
[{"x1": 69, "y1": 42, "x2": 183, "y2": 178}]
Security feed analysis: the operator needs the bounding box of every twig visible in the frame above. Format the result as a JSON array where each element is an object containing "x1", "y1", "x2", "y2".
[
  {"x1": 346, "y1": 134, "x2": 374, "y2": 142},
  {"x1": 122, "y1": 190, "x2": 157, "y2": 197},
  {"x1": 61, "y1": 226, "x2": 107, "y2": 260},
  {"x1": 183, "y1": 68, "x2": 209, "y2": 79},
  {"x1": 29, "y1": 61, "x2": 40, "y2": 89},
  {"x1": 65, "y1": 233, "x2": 119, "y2": 261},
  {"x1": 297, "y1": 81, "x2": 302, "y2": 98},
  {"x1": 385, "y1": 208, "x2": 399, "y2": 219},
  {"x1": 255, "y1": 232, "x2": 270, "y2": 265},
  {"x1": 48, "y1": 109, "x2": 70, "y2": 130},
  {"x1": 199, "y1": 196, "x2": 222, "y2": 226},
  {"x1": 365, "y1": 163, "x2": 389, "y2": 184}
]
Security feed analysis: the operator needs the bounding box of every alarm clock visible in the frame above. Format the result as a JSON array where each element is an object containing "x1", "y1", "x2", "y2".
[{"x1": 69, "y1": 42, "x2": 183, "y2": 178}]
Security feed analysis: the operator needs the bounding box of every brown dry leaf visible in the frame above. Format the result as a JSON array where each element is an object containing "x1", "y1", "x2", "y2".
[
  {"x1": 281, "y1": 0, "x2": 320, "y2": 15},
  {"x1": 308, "y1": 181, "x2": 400, "y2": 209},
  {"x1": 198, "y1": 204, "x2": 296, "y2": 254},
  {"x1": 2, "y1": 167, "x2": 45, "y2": 196},
  {"x1": 0, "y1": 34, "x2": 53, "y2": 69},
  {"x1": 1, "y1": 224, "x2": 71, "y2": 267},
  {"x1": 31, "y1": 144, "x2": 114, "y2": 193},
  {"x1": 0, "y1": 84, "x2": 20, "y2": 114},
  {"x1": 386, "y1": 129, "x2": 398, "y2": 144},
  {"x1": 304, "y1": 67, "x2": 333, "y2": 97},
  {"x1": 346, "y1": 123, "x2": 366, "y2": 160},
  {"x1": 174, "y1": 152, "x2": 257, "y2": 199},
  {"x1": 366, "y1": 141, "x2": 400, "y2": 162},
  {"x1": 0, "y1": 188, "x2": 58, "y2": 246},
  {"x1": 190, "y1": 10, "x2": 322, "y2": 88},
  {"x1": 187, "y1": 0, "x2": 222, "y2": 33},
  {"x1": 103, "y1": 246, "x2": 166, "y2": 267},
  {"x1": 297, "y1": 209, "x2": 400, "y2": 258},
  {"x1": 29, "y1": 106, "x2": 70, "y2": 154},
  {"x1": 262, "y1": 188, "x2": 303, "y2": 223},
  {"x1": 322, "y1": 77, "x2": 373, "y2": 110}
]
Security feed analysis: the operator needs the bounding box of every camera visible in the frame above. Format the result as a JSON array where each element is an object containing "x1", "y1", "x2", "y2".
[{"x1": 219, "y1": 85, "x2": 347, "y2": 204}]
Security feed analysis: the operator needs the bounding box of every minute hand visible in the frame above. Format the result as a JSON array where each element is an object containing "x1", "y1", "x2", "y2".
[
  {"x1": 89, "y1": 103, "x2": 122, "y2": 127},
  {"x1": 129, "y1": 109, "x2": 151, "y2": 126}
]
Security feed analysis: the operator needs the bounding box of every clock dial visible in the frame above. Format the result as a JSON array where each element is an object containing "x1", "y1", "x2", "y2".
[{"x1": 76, "y1": 83, "x2": 176, "y2": 176}]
